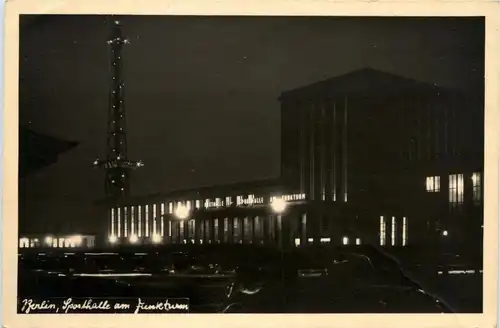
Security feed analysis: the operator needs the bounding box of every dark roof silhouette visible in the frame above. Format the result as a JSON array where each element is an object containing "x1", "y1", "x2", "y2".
[
  {"x1": 279, "y1": 67, "x2": 449, "y2": 100},
  {"x1": 19, "y1": 127, "x2": 79, "y2": 177},
  {"x1": 106, "y1": 177, "x2": 282, "y2": 206}
]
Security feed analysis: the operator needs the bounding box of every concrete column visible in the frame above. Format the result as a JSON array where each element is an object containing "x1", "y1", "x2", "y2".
[
  {"x1": 194, "y1": 216, "x2": 200, "y2": 245},
  {"x1": 218, "y1": 217, "x2": 224, "y2": 244},
  {"x1": 250, "y1": 216, "x2": 256, "y2": 244},
  {"x1": 209, "y1": 217, "x2": 215, "y2": 244},
  {"x1": 300, "y1": 212, "x2": 307, "y2": 246},
  {"x1": 228, "y1": 217, "x2": 235, "y2": 244}
]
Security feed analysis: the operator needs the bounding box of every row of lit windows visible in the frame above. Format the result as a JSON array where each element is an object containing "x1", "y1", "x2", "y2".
[
  {"x1": 19, "y1": 236, "x2": 95, "y2": 249},
  {"x1": 380, "y1": 216, "x2": 408, "y2": 247},
  {"x1": 425, "y1": 172, "x2": 482, "y2": 206},
  {"x1": 294, "y1": 237, "x2": 361, "y2": 247},
  {"x1": 111, "y1": 193, "x2": 308, "y2": 236}
]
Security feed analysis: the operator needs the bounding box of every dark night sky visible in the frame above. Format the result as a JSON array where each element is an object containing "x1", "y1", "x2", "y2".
[{"x1": 19, "y1": 15, "x2": 484, "y2": 234}]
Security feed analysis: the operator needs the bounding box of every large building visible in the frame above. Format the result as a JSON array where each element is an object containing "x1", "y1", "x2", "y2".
[{"x1": 105, "y1": 68, "x2": 484, "y2": 251}]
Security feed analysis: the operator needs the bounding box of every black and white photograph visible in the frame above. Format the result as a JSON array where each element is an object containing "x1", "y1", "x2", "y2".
[{"x1": 5, "y1": 1, "x2": 499, "y2": 325}]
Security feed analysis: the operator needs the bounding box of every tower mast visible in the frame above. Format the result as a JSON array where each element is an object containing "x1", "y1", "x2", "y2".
[{"x1": 94, "y1": 19, "x2": 143, "y2": 200}]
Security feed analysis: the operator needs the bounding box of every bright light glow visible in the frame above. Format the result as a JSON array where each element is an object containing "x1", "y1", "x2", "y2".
[
  {"x1": 151, "y1": 234, "x2": 162, "y2": 244},
  {"x1": 270, "y1": 198, "x2": 287, "y2": 213},
  {"x1": 70, "y1": 235, "x2": 83, "y2": 246},
  {"x1": 45, "y1": 236, "x2": 53, "y2": 245},
  {"x1": 442, "y1": 230, "x2": 448, "y2": 236},
  {"x1": 129, "y1": 234, "x2": 139, "y2": 244},
  {"x1": 175, "y1": 205, "x2": 190, "y2": 219},
  {"x1": 320, "y1": 238, "x2": 331, "y2": 243},
  {"x1": 108, "y1": 235, "x2": 118, "y2": 244},
  {"x1": 356, "y1": 238, "x2": 361, "y2": 245},
  {"x1": 294, "y1": 238, "x2": 301, "y2": 247},
  {"x1": 342, "y1": 236, "x2": 349, "y2": 245}
]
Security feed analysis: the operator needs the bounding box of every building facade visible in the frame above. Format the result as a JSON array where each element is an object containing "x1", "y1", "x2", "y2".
[
  {"x1": 19, "y1": 234, "x2": 96, "y2": 250},
  {"x1": 106, "y1": 68, "x2": 484, "y2": 251}
]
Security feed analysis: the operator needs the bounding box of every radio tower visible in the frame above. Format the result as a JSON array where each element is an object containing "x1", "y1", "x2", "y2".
[{"x1": 94, "y1": 19, "x2": 143, "y2": 200}]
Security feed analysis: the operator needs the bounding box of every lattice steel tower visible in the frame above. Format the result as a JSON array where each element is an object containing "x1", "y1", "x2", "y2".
[{"x1": 94, "y1": 19, "x2": 143, "y2": 199}]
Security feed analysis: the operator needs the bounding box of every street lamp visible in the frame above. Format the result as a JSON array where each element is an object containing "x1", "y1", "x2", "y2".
[{"x1": 271, "y1": 197, "x2": 287, "y2": 214}]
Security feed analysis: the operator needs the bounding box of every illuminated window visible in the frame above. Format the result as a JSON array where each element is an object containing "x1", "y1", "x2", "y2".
[
  {"x1": 138, "y1": 206, "x2": 142, "y2": 237},
  {"x1": 200, "y1": 221, "x2": 205, "y2": 241},
  {"x1": 179, "y1": 220, "x2": 184, "y2": 238},
  {"x1": 117, "y1": 208, "x2": 121, "y2": 237},
  {"x1": 342, "y1": 236, "x2": 349, "y2": 245},
  {"x1": 426, "y1": 176, "x2": 440, "y2": 192},
  {"x1": 237, "y1": 196, "x2": 243, "y2": 206},
  {"x1": 391, "y1": 216, "x2": 396, "y2": 246},
  {"x1": 379, "y1": 216, "x2": 386, "y2": 246},
  {"x1": 402, "y1": 217, "x2": 408, "y2": 246},
  {"x1": 168, "y1": 202, "x2": 173, "y2": 214},
  {"x1": 244, "y1": 217, "x2": 251, "y2": 241},
  {"x1": 195, "y1": 200, "x2": 201, "y2": 209},
  {"x1": 168, "y1": 221, "x2": 172, "y2": 238},
  {"x1": 110, "y1": 208, "x2": 115, "y2": 236},
  {"x1": 187, "y1": 201, "x2": 192, "y2": 210},
  {"x1": 30, "y1": 238, "x2": 39, "y2": 248},
  {"x1": 188, "y1": 220, "x2": 195, "y2": 238},
  {"x1": 234, "y1": 218, "x2": 240, "y2": 242},
  {"x1": 145, "y1": 205, "x2": 149, "y2": 237},
  {"x1": 449, "y1": 174, "x2": 464, "y2": 207},
  {"x1": 225, "y1": 197, "x2": 232, "y2": 207},
  {"x1": 153, "y1": 204, "x2": 157, "y2": 235},
  {"x1": 472, "y1": 172, "x2": 482, "y2": 205},
  {"x1": 160, "y1": 203, "x2": 165, "y2": 237},
  {"x1": 255, "y1": 216, "x2": 262, "y2": 239},
  {"x1": 124, "y1": 207, "x2": 128, "y2": 237},
  {"x1": 355, "y1": 238, "x2": 361, "y2": 245},
  {"x1": 224, "y1": 218, "x2": 229, "y2": 242},
  {"x1": 131, "y1": 206, "x2": 135, "y2": 235},
  {"x1": 215, "y1": 198, "x2": 221, "y2": 207},
  {"x1": 19, "y1": 238, "x2": 29, "y2": 248}
]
